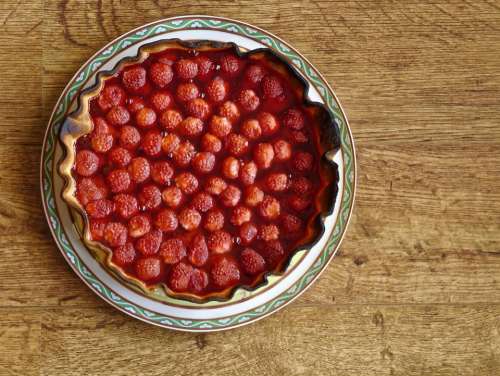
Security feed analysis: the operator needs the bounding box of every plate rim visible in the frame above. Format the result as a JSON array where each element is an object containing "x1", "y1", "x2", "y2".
[{"x1": 40, "y1": 15, "x2": 357, "y2": 332}]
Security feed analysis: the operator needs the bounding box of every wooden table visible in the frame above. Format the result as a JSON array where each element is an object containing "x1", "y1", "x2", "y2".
[{"x1": 1, "y1": 1, "x2": 499, "y2": 375}]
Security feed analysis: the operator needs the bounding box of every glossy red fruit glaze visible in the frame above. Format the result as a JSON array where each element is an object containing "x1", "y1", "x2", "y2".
[
  {"x1": 244, "y1": 65, "x2": 265, "y2": 86},
  {"x1": 282, "y1": 108, "x2": 305, "y2": 130},
  {"x1": 136, "y1": 229, "x2": 163, "y2": 256},
  {"x1": 140, "y1": 131, "x2": 162, "y2": 157},
  {"x1": 291, "y1": 176, "x2": 313, "y2": 195},
  {"x1": 138, "y1": 185, "x2": 162, "y2": 210},
  {"x1": 203, "y1": 208, "x2": 225, "y2": 232},
  {"x1": 162, "y1": 186, "x2": 183, "y2": 208},
  {"x1": 260, "y1": 223, "x2": 280, "y2": 242},
  {"x1": 238, "y1": 89, "x2": 260, "y2": 112},
  {"x1": 288, "y1": 128, "x2": 308, "y2": 145},
  {"x1": 273, "y1": 139, "x2": 292, "y2": 161},
  {"x1": 157, "y1": 52, "x2": 176, "y2": 66},
  {"x1": 289, "y1": 195, "x2": 312, "y2": 212},
  {"x1": 230, "y1": 206, "x2": 252, "y2": 226},
  {"x1": 175, "y1": 58, "x2": 198, "y2": 80},
  {"x1": 218, "y1": 101, "x2": 240, "y2": 123},
  {"x1": 172, "y1": 140, "x2": 195, "y2": 167},
  {"x1": 241, "y1": 119, "x2": 262, "y2": 140},
  {"x1": 127, "y1": 96, "x2": 145, "y2": 113},
  {"x1": 75, "y1": 150, "x2": 99, "y2": 176},
  {"x1": 97, "y1": 84, "x2": 125, "y2": 111},
  {"x1": 257, "y1": 112, "x2": 279, "y2": 136},
  {"x1": 260, "y1": 240, "x2": 284, "y2": 268},
  {"x1": 168, "y1": 262, "x2": 193, "y2": 291},
  {"x1": 239, "y1": 222, "x2": 258, "y2": 245},
  {"x1": 77, "y1": 177, "x2": 107, "y2": 206},
  {"x1": 149, "y1": 62, "x2": 173, "y2": 88},
  {"x1": 178, "y1": 116, "x2": 203, "y2": 137},
  {"x1": 211, "y1": 257, "x2": 240, "y2": 288},
  {"x1": 160, "y1": 238, "x2": 186, "y2": 264},
  {"x1": 107, "y1": 169, "x2": 131, "y2": 193},
  {"x1": 293, "y1": 151, "x2": 314, "y2": 172},
  {"x1": 159, "y1": 109, "x2": 183, "y2": 131},
  {"x1": 112, "y1": 243, "x2": 136, "y2": 267},
  {"x1": 226, "y1": 133, "x2": 249, "y2": 156},
  {"x1": 128, "y1": 214, "x2": 151, "y2": 238},
  {"x1": 114, "y1": 193, "x2": 138, "y2": 219},
  {"x1": 240, "y1": 161, "x2": 258, "y2": 186},
  {"x1": 89, "y1": 219, "x2": 107, "y2": 240},
  {"x1": 208, "y1": 230, "x2": 232, "y2": 254},
  {"x1": 161, "y1": 133, "x2": 180, "y2": 153},
  {"x1": 201, "y1": 133, "x2": 222, "y2": 154},
  {"x1": 150, "y1": 91, "x2": 172, "y2": 112},
  {"x1": 188, "y1": 234, "x2": 209, "y2": 267},
  {"x1": 261, "y1": 75, "x2": 284, "y2": 99},
  {"x1": 192, "y1": 152, "x2": 216, "y2": 174},
  {"x1": 209, "y1": 115, "x2": 232, "y2": 138},
  {"x1": 191, "y1": 192, "x2": 214, "y2": 213},
  {"x1": 103, "y1": 222, "x2": 127, "y2": 247},
  {"x1": 186, "y1": 98, "x2": 211, "y2": 120},
  {"x1": 122, "y1": 66, "x2": 147, "y2": 91},
  {"x1": 155, "y1": 209, "x2": 178, "y2": 232},
  {"x1": 86, "y1": 199, "x2": 114, "y2": 219},
  {"x1": 222, "y1": 156, "x2": 240, "y2": 179},
  {"x1": 136, "y1": 257, "x2": 163, "y2": 281},
  {"x1": 92, "y1": 117, "x2": 111, "y2": 135},
  {"x1": 79, "y1": 46, "x2": 326, "y2": 295},
  {"x1": 128, "y1": 157, "x2": 150, "y2": 183},
  {"x1": 194, "y1": 55, "x2": 215, "y2": 80},
  {"x1": 106, "y1": 105, "x2": 130, "y2": 126},
  {"x1": 240, "y1": 248, "x2": 266, "y2": 275},
  {"x1": 135, "y1": 107, "x2": 157, "y2": 128},
  {"x1": 109, "y1": 147, "x2": 131, "y2": 167},
  {"x1": 189, "y1": 268, "x2": 209, "y2": 292},
  {"x1": 151, "y1": 161, "x2": 174, "y2": 185},
  {"x1": 266, "y1": 173, "x2": 288, "y2": 192},
  {"x1": 220, "y1": 54, "x2": 241, "y2": 77},
  {"x1": 175, "y1": 172, "x2": 199, "y2": 195},
  {"x1": 178, "y1": 207, "x2": 202, "y2": 231},
  {"x1": 254, "y1": 143, "x2": 274, "y2": 169},
  {"x1": 259, "y1": 195, "x2": 281, "y2": 220},
  {"x1": 176, "y1": 82, "x2": 199, "y2": 102},
  {"x1": 244, "y1": 185, "x2": 264, "y2": 207},
  {"x1": 220, "y1": 184, "x2": 241, "y2": 207},
  {"x1": 205, "y1": 176, "x2": 227, "y2": 196},
  {"x1": 206, "y1": 77, "x2": 228, "y2": 103},
  {"x1": 281, "y1": 213, "x2": 303, "y2": 233},
  {"x1": 119, "y1": 126, "x2": 141, "y2": 149}
]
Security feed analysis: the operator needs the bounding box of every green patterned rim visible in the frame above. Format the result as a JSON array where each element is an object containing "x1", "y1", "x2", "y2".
[{"x1": 40, "y1": 16, "x2": 356, "y2": 331}]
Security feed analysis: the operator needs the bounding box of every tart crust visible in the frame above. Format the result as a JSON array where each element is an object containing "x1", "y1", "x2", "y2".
[{"x1": 59, "y1": 39, "x2": 340, "y2": 303}]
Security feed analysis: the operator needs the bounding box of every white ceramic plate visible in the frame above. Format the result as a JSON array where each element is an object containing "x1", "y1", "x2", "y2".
[{"x1": 40, "y1": 15, "x2": 356, "y2": 331}]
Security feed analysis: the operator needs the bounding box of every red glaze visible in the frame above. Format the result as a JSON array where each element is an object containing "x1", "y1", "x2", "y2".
[{"x1": 73, "y1": 46, "x2": 326, "y2": 296}]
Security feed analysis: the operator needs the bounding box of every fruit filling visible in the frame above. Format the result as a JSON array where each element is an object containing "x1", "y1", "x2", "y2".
[{"x1": 73, "y1": 46, "x2": 329, "y2": 297}]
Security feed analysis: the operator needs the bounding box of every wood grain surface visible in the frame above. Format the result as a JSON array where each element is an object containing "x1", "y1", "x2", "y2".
[{"x1": 1, "y1": 1, "x2": 499, "y2": 375}]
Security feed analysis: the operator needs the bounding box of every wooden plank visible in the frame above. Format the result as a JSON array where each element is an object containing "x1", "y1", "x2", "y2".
[
  {"x1": 0, "y1": 0, "x2": 499, "y2": 374},
  {"x1": 37, "y1": 304, "x2": 500, "y2": 376},
  {"x1": 0, "y1": 310, "x2": 40, "y2": 376}
]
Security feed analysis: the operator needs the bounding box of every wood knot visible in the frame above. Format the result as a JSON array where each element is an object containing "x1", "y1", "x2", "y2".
[
  {"x1": 353, "y1": 255, "x2": 368, "y2": 266},
  {"x1": 372, "y1": 311, "x2": 384, "y2": 329},
  {"x1": 381, "y1": 346, "x2": 394, "y2": 361},
  {"x1": 195, "y1": 334, "x2": 207, "y2": 350}
]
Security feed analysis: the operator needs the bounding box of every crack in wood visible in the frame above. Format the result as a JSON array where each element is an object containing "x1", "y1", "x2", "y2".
[{"x1": 1, "y1": 0, "x2": 21, "y2": 27}]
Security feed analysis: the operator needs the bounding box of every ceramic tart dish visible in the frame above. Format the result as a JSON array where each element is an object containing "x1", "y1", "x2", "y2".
[
  {"x1": 60, "y1": 38, "x2": 339, "y2": 302},
  {"x1": 42, "y1": 16, "x2": 355, "y2": 331}
]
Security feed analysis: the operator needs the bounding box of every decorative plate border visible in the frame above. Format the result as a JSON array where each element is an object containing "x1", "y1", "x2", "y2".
[{"x1": 40, "y1": 15, "x2": 356, "y2": 331}]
